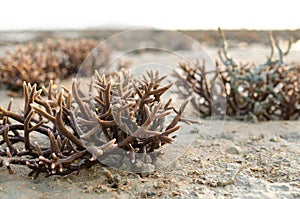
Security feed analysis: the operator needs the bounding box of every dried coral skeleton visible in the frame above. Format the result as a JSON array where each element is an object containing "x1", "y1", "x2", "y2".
[
  {"x1": 217, "y1": 28, "x2": 300, "y2": 120},
  {"x1": 0, "y1": 38, "x2": 110, "y2": 91},
  {"x1": 0, "y1": 69, "x2": 194, "y2": 178},
  {"x1": 175, "y1": 28, "x2": 300, "y2": 121}
]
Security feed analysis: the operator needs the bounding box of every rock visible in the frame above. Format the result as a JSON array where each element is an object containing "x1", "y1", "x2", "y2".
[
  {"x1": 245, "y1": 154, "x2": 255, "y2": 162},
  {"x1": 270, "y1": 135, "x2": 279, "y2": 142},
  {"x1": 250, "y1": 166, "x2": 260, "y2": 172},
  {"x1": 153, "y1": 182, "x2": 165, "y2": 189},
  {"x1": 225, "y1": 146, "x2": 242, "y2": 155},
  {"x1": 147, "y1": 191, "x2": 156, "y2": 197}
]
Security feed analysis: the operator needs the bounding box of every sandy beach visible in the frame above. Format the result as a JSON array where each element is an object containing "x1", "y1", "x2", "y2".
[
  {"x1": 0, "y1": 119, "x2": 299, "y2": 199},
  {"x1": 0, "y1": 30, "x2": 299, "y2": 199}
]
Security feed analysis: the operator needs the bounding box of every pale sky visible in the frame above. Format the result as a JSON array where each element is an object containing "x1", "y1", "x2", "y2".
[{"x1": 0, "y1": 0, "x2": 299, "y2": 30}]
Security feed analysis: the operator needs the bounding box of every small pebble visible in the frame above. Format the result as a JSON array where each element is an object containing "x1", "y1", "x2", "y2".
[
  {"x1": 190, "y1": 170, "x2": 202, "y2": 176},
  {"x1": 192, "y1": 157, "x2": 201, "y2": 163},
  {"x1": 147, "y1": 191, "x2": 156, "y2": 197},
  {"x1": 225, "y1": 146, "x2": 242, "y2": 155},
  {"x1": 153, "y1": 182, "x2": 164, "y2": 189},
  {"x1": 250, "y1": 166, "x2": 260, "y2": 172},
  {"x1": 270, "y1": 135, "x2": 279, "y2": 142},
  {"x1": 172, "y1": 191, "x2": 180, "y2": 197}
]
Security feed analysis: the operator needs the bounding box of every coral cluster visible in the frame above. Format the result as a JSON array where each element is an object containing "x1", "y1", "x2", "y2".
[
  {"x1": 175, "y1": 29, "x2": 300, "y2": 121},
  {"x1": 0, "y1": 69, "x2": 192, "y2": 178},
  {"x1": 0, "y1": 38, "x2": 110, "y2": 91}
]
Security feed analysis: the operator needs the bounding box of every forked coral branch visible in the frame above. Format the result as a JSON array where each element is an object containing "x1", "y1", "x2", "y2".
[
  {"x1": 0, "y1": 69, "x2": 196, "y2": 178},
  {"x1": 175, "y1": 28, "x2": 300, "y2": 121}
]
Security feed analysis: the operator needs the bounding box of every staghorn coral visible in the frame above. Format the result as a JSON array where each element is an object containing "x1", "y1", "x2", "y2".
[
  {"x1": 0, "y1": 38, "x2": 110, "y2": 91},
  {"x1": 0, "y1": 69, "x2": 193, "y2": 178},
  {"x1": 175, "y1": 28, "x2": 300, "y2": 121},
  {"x1": 174, "y1": 60, "x2": 219, "y2": 118}
]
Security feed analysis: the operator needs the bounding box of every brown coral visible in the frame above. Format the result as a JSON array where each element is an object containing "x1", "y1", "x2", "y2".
[
  {"x1": 0, "y1": 69, "x2": 193, "y2": 178},
  {"x1": 0, "y1": 38, "x2": 110, "y2": 91}
]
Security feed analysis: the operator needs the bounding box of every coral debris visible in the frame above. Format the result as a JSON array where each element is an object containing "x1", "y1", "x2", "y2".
[
  {"x1": 175, "y1": 29, "x2": 300, "y2": 121},
  {"x1": 0, "y1": 38, "x2": 110, "y2": 91},
  {"x1": 0, "y1": 70, "x2": 193, "y2": 178}
]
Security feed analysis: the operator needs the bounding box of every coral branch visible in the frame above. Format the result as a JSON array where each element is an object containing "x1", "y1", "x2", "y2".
[{"x1": 0, "y1": 69, "x2": 192, "y2": 178}]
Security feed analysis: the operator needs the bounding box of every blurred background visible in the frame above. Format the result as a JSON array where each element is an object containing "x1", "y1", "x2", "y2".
[
  {"x1": 1, "y1": 0, "x2": 300, "y2": 47},
  {"x1": 0, "y1": 0, "x2": 299, "y2": 93},
  {"x1": 1, "y1": 0, "x2": 300, "y2": 30}
]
